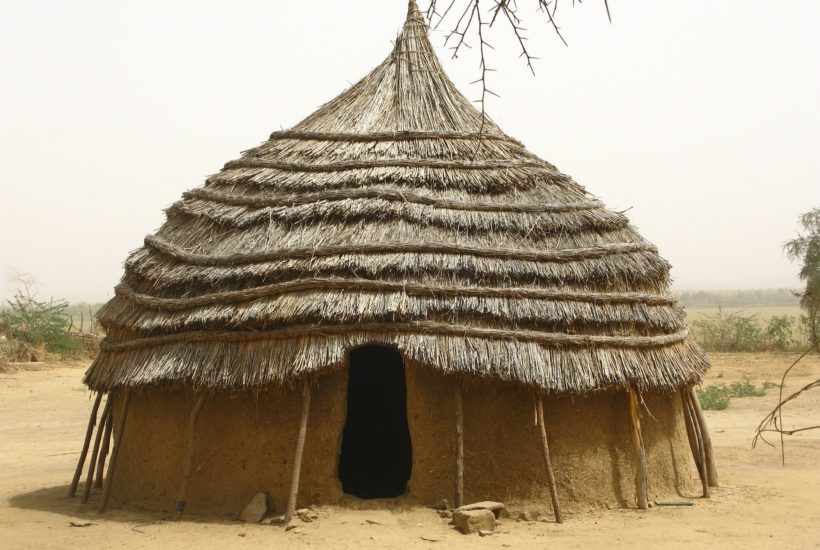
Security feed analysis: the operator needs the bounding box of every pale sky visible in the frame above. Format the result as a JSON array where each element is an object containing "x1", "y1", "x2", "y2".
[{"x1": 1, "y1": 1, "x2": 818, "y2": 303}]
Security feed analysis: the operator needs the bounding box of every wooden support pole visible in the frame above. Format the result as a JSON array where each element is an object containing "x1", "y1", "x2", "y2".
[
  {"x1": 454, "y1": 381, "x2": 464, "y2": 509},
  {"x1": 688, "y1": 386, "x2": 718, "y2": 487},
  {"x1": 284, "y1": 383, "x2": 312, "y2": 525},
  {"x1": 83, "y1": 395, "x2": 114, "y2": 503},
  {"x1": 94, "y1": 412, "x2": 114, "y2": 489},
  {"x1": 536, "y1": 395, "x2": 563, "y2": 523},
  {"x1": 69, "y1": 392, "x2": 103, "y2": 497},
  {"x1": 98, "y1": 389, "x2": 131, "y2": 513},
  {"x1": 679, "y1": 388, "x2": 703, "y2": 476},
  {"x1": 175, "y1": 392, "x2": 208, "y2": 520},
  {"x1": 680, "y1": 388, "x2": 704, "y2": 481},
  {"x1": 627, "y1": 387, "x2": 649, "y2": 510},
  {"x1": 683, "y1": 390, "x2": 709, "y2": 497}
]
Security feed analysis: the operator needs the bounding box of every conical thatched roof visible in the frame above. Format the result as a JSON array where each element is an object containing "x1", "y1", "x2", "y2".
[{"x1": 86, "y1": 1, "x2": 709, "y2": 393}]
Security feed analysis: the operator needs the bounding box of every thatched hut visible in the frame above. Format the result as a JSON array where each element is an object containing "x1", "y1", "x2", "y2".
[{"x1": 71, "y1": 1, "x2": 715, "y2": 520}]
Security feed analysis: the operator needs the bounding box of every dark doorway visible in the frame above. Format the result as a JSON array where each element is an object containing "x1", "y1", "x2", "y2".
[{"x1": 338, "y1": 345, "x2": 412, "y2": 499}]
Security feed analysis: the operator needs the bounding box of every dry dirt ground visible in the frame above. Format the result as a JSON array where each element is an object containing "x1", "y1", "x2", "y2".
[{"x1": 1, "y1": 353, "x2": 818, "y2": 549}]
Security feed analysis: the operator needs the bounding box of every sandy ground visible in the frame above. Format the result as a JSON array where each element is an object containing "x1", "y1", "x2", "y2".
[{"x1": 1, "y1": 353, "x2": 819, "y2": 549}]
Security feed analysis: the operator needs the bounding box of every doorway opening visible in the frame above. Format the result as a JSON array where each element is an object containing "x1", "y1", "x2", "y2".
[{"x1": 338, "y1": 345, "x2": 412, "y2": 499}]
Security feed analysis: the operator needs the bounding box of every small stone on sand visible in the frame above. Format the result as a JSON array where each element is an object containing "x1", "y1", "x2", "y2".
[
  {"x1": 238, "y1": 492, "x2": 268, "y2": 523},
  {"x1": 453, "y1": 509, "x2": 495, "y2": 534}
]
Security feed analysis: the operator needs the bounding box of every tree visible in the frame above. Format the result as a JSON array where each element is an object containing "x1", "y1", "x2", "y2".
[{"x1": 784, "y1": 208, "x2": 820, "y2": 347}]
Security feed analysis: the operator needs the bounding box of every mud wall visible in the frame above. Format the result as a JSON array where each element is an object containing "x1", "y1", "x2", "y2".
[
  {"x1": 108, "y1": 360, "x2": 695, "y2": 517},
  {"x1": 110, "y1": 369, "x2": 348, "y2": 516},
  {"x1": 404, "y1": 362, "x2": 695, "y2": 512}
]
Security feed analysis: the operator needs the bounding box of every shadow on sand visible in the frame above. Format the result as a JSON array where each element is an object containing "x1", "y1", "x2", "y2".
[{"x1": 7, "y1": 484, "x2": 239, "y2": 526}]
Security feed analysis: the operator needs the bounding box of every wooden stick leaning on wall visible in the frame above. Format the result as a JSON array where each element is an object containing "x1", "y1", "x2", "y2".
[
  {"x1": 627, "y1": 387, "x2": 649, "y2": 510},
  {"x1": 535, "y1": 394, "x2": 563, "y2": 523},
  {"x1": 688, "y1": 386, "x2": 718, "y2": 487},
  {"x1": 680, "y1": 388, "x2": 704, "y2": 482},
  {"x1": 683, "y1": 389, "x2": 709, "y2": 497},
  {"x1": 83, "y1": 394, "x2": 114, "y2": 503},
  {"x1": 175, "y1": 392, "x2": 208, "y2": 520},
  {"x1": 69, "y1": 392, "x2": 103, "y2": 497},
  {"x1": 98, "y1": 389, "x2": 132, "y2": 513},
  {"x1": 454, "y1": 381, "x2": 464, "y2": 509},
  {"x1": 94, "y1": 412, "x2": 114, "y2": 489},
  {"x1": 284, "y1": 382, "x2": 312, "y2": 525}
]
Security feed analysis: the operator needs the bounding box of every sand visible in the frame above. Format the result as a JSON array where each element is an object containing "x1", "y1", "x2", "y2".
[{"x1": 1, "y1": 353, "x2": 819, "y2": 549}]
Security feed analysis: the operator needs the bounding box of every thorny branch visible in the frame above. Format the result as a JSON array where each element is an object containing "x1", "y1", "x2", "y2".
[
  {"x1": 752, "y1": 343, "x2": 820, "y2": 465},
  {"x1": 425, "y1": 0, "x2": 611, "y2": 122}
]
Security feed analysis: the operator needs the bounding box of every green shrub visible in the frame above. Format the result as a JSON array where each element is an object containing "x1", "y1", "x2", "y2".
[
  {"x1": 690, "y1": 310, "x2": 811, "y2": 352},
  {"x1": 765, "y1": 315, "x2": 794, "y2": 350},
  {"x1": 697, "y1": 385, "x2": 732, "y2": 410},
  {"x1": 0, "y1": 290, "x2": 81, "y2": 356},
  {"x1": 697, "y1": 380, "x2": 769, "y2": 410},
  {"x1": 691, "y1": 308, "x2": 764, "y2": 352},
  {"x1": 728, "y1": 380, "x2": 766, "y2": 397}
]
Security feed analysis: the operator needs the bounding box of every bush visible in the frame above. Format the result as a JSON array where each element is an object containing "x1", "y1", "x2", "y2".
[
  {"x1": 691, "y1": 308, "x2": 764, "y2": 352},
  {"x1": 0, "y1": 289, "x2": 81, "y2": 356},
  {"x1": 690, "y1": 310, "x2": 811, "y2": 352},
  {"x1": 697, "y1": 385, "x2": 731, "y2": 410},
  {"x1": 765, "y1": 315, "x2": 794, "y2": 350},
  {"x1": 697, "y1": 380, "x2": 769, "y2": 410},
  {"x1": 729, "y1": 380, "x2": 766, "y2": 397}
]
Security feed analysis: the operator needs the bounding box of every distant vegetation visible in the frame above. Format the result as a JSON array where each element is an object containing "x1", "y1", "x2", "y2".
[
  {"x1": 688, "y1": 308, "x2": 813, "y2": 353},
  {"x1": 0, "y1": 275, "x2": 102, "y2": 366},
  {"x1": 1, "y1": 289, "x2": 81, "y2": 355},
  {"x1": 676, "y1": 290, "x2": 809, "y2": 352},
  {"x1": 676, "y1": 288, "x2": 800, "y2": 308}
]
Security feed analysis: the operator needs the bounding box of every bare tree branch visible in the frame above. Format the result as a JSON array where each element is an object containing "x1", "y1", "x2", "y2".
[
  {"x1": 752, "y1": 343, "x2": 820, "y2": 464},
  {"x1": 425, "y1": 0, "x2": 610, "y2": 120}
]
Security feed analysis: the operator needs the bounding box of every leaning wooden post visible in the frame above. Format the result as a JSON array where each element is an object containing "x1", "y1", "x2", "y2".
[
  {"x1": 284, "y1": 382, "x2": 312, "y2": 524},
  {"x1": 454, "y1": 381, "x2": 464, "y2": 509},
  {"x1": 98, "y1": 389, "x2": 132, "y2": 513},
  {"x1": 627, "y1": 387, "x2": 649, "y2": 510},
  {"x1": 83, "y1": 395, "x2": 114, "y2": 503},
  {"x1": 536, "y1": 394, "x2": 563, "y2": 523},
  {"x1": 94, "y1": 412, "x2": 114, "y2": 489},
  {"x1": 175, "y1": 392, "x2": 208, "y2": 520},
  {"x1": 680, "y1": 388, "x2": 704, "y2": 481},
  {"x1": 683, "y1": 390, "x2": 709, "y2": 497},
  {"x1": 688, "y1": 386, "x2": 718, "y2": 487},
  {"x1": 69, "y1": 392, "x2": 103, "y2": 497}
]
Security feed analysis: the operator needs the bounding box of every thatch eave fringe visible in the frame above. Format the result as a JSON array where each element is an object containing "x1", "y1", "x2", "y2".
[{"x1": 83, "y1": 333, "x2": 708, "y2": 394}]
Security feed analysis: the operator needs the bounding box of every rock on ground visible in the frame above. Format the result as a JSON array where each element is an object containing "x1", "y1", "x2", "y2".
[
  {"x1": 457, "y1": 501, "x2": 506, "y2": 518},
  {"x1": 238, "y1": 492, "x2": 269, "y2": 523},
  {"x1": 453, "y1": 509, "x2": 495, "y2": 534}
]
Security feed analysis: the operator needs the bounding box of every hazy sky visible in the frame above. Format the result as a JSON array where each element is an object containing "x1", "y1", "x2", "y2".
[{"x1": 1, "y1": 1, "x2": 818, "y2": 303}]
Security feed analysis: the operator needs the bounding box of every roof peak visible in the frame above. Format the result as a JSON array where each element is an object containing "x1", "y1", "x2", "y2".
[
  {"x1": 407, "y1": 0, "x2": 424, "y2": 22},
  {"x1": 391, "y1": 0, "x2": 437, "y2": 67},
  {"x1": 291, "y1": 0, "x2": 503, "y2": 134}
]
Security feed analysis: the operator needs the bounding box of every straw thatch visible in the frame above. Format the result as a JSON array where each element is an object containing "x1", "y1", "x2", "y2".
[{"x1": 85, "y1": 1, "x2": 709, "y2": 393}]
